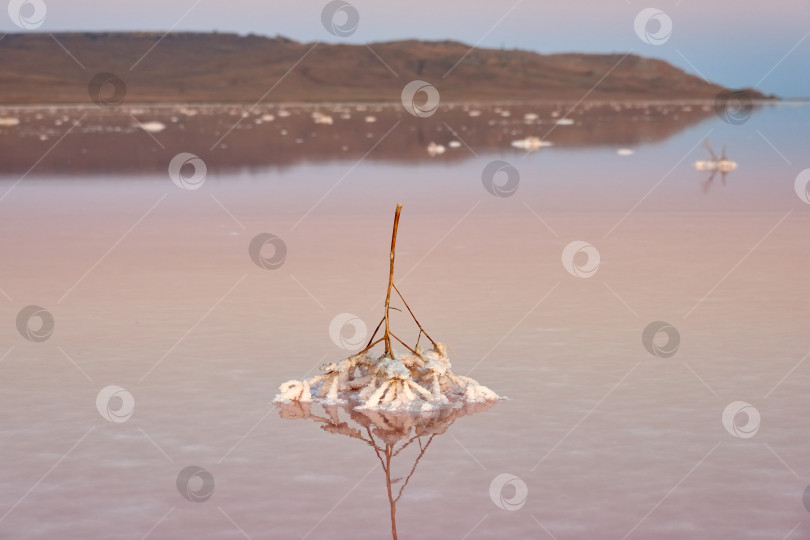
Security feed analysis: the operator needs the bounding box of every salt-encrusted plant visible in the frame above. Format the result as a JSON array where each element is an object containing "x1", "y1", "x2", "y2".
[{"x1": 274, "y1": 204, "x2": 499, "y2": 410}]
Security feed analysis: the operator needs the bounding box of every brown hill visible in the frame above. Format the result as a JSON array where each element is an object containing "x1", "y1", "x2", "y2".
[{"x1": 0, "y1": 32, "x2": 769, "y2": 105}]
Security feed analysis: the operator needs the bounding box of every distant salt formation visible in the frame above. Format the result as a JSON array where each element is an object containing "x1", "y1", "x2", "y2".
[
  {"x1": 448, "y1": 141, "x2": 462, "y2": 149},
  {"x1": 617, "y1": 148, "x2": 635, "y2": 156},
  {"x1": 427, "y1": 142, "x2": 446, "y2": 156},
  {"x1": 510, "y1": 136, "x2": 553, "y2": 151},
  {"x1": 0, "y1": 117, "x2": 20, "y2": 127},
  {"x1": 312, "y1": 111, "x2": 334, "y2": 125},
  {"x1": 274, "y1": 205, "x2": 499, "y2": 412},
  {"x1": 138, "y1": 121, "x2": 166, "y2": 133},
  {"x1": 555, "y1": 118, "x2": 574, "y2": 126},
  {"x1": 695, "y1": 138, "x2": 737, "y2": 173}
]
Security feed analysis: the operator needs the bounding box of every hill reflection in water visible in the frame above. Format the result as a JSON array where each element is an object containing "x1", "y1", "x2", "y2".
[{"x1": 0, "y1": 101, "x2": 722, "y2": 175}]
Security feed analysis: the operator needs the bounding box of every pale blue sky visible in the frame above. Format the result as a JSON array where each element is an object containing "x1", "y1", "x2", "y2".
[{"x1": 3, "y1": 0, "x2": 809, "y2": 97}]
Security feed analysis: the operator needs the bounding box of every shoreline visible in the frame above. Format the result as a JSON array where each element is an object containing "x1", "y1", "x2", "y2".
[{"x1": 0, "y1": 98, "x2": 788, "y2": 110}]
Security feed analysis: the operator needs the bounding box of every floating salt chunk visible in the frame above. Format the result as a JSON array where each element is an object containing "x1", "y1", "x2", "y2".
[
  {"x1": 510, "y1": 136, "x2": 552, "y2": 151},
  {"x1": 261, "y1": 114, "x2": 275, "y2": 122},
  {"x1": 139, "y1": 121, "x2": 166, "y2": 133},
  {"x1": 427, "y1": 142, "x2": 446, "y2": 156},
  {"x1": 364, "y1": 115, "x2": 377, "y2": 123},
  {"x1": 523, "y1": 112, "x2": 539, "y2": 122},
  {"x1": 277, "y1": 110, "x2": 291, "y2": 117},
  {"x1": 617, "y1": 148, "x2": 635, "y2": 156},
  {"x1": 170, "y1": 116, "x2": 179, "y2": 123},
  {"x1": 695, "y1": 159, "x2": 737, "y2": 172},
  {"x1": 550, "y1": 110, "x2": 560, "y2": 118},
  {"x1": 340, "y1": 112, "x2": 351, "y2": 119},
  {"x1": 468, "y1": 110, "x2": 482, "y2": 117},
  {"x1": 39, "y1": 134, "x2": 48, "y2": 141},
  {"x1": 0, "y1": 117, "x2": 20, "y2": 127},
  {"x1": 312, "y1": 112, "x2": 333, "y2": 125},
  {"x1": 448, "y1": 141, "x2": 462, "y2": 149},
  {"x1": 499, "y1": 110, "x2": 511, "y2": 117},
  {"x1": 555, "y1": 118, "x2": 574, "y2": 126},
  {"x1": 280, "y1": 129, "x2": 288, "y2": 135}
]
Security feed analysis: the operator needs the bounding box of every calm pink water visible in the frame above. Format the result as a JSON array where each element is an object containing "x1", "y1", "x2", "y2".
[{"x1": 1, "y1": 103, "x2": 809, "y2": 539}]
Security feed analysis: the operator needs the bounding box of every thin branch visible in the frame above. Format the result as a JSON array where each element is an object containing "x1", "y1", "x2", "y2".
[
  {"x1": 365, "y1": 317, "x2": 385, "y2": 349},
  {"x1": 395, "y1": 434, "x2": 436, "y2": 502},
  {"x1": 357, "y1": 337, "x2": 385, "y2": 356},
  {"x1": 392, "y1": 282, "x2": 437, "y2": 347},
  {"x1": 389, "y1": 332, "x2": 419, "y2": 356}
]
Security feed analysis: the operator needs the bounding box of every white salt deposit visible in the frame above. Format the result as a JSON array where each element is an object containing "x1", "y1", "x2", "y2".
[
  {"x1": 0, "y1": 117, "x2": 20, "y2": 127},
  {"x1": 427, "y1": 142, "x2": 446, "y2": 156},
  {"x1": 274, "y1": 344, "x2": 499, "y2": 411},
  {"x1": 138, "y1": 121, "x2": 166, "y2": 133},
  {"x1": 312, "y1": 112, "x2": 333, "y2": 125},
  {"x1": 511, "y1": 136, "x2": 553, "y2": 151}
]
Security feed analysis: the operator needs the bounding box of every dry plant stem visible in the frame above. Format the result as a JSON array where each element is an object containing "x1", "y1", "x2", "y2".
[
  {"x1": 389, "y1": 332, "x2": 419, "y2": 356},
  {"x1": 384, "y1": 204, "x2": 403, "y2": 357},
  {"x1": 358, "y1": 337, "x2": 385, "y2": 357},
  {"x1": 392, "y1": 283, "x2": 437, "y2": 349},
  {"x1": 365, "y1": 316, "x2": 385, "y2": 349}
]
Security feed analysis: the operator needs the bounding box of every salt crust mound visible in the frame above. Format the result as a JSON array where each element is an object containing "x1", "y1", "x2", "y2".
[{"x1": 274, "y1": 343, "x2": 499, "y2": 412}]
